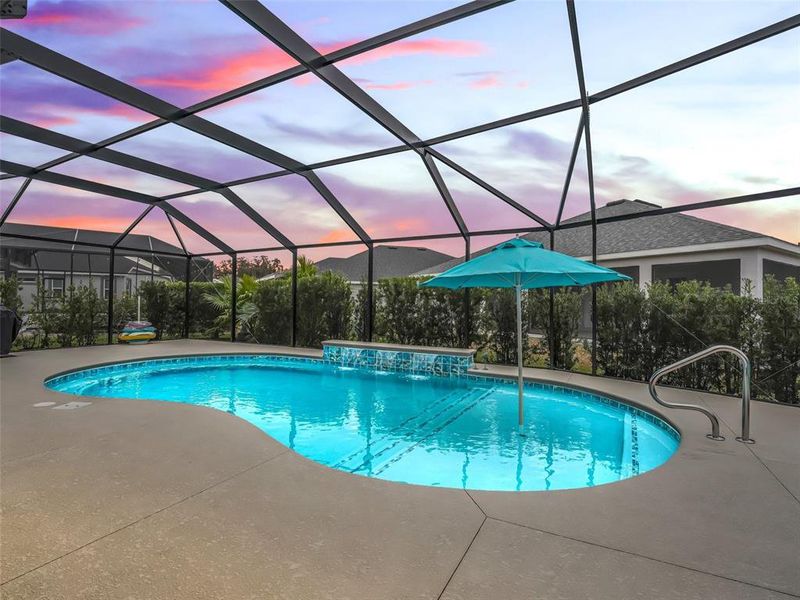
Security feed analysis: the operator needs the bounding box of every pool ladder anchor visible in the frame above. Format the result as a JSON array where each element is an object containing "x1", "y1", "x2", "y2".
[{"x1": 648, "y1": 345, "x2": 754, "y2": 444}]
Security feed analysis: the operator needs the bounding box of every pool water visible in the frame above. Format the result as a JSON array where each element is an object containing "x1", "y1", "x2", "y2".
[{"x1": 46, "y1": 355, "x2": 679, "y2": 492}]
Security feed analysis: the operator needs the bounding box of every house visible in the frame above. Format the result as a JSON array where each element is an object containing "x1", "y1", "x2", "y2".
[
  {"x1": 418, "y1": 199, "x2": 800, "y2": 335},
  {"x1": 0, "y1": 223, "x2": 213, "y2": 308},
  {"x1": 418, "y1": 200, "x2": 800, "y2": 299},
  {"x1": 315, "y1": 245, "x2": 455, "y2": 293}
]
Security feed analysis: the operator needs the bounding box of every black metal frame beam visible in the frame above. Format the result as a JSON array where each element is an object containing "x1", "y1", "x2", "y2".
[
  {"x1": 555, "y1": 187, "x2": 800, "y2": 231},
  {"x1": 230, "y1": 252, "x2": 238, "y2": 342},
  {"x1": 554, "y1": 113, "x2": 585, "y2": 227},
  {"x1": 566, "y1": 0, "x2": 599, "y2": 375},
  {"x1": 107, "y1": 246, "x2": 115, "y2": 344},
  {"x1": 4, "y1": 185, "x2": 795, "y2": 260},
  {"x1": 0, "y1": 0, "x2": 797, "y2": 364},
  {"x1": 590, "y1": 14, "x2": 800, "y2": 103},
  {"x1": 0, "y1": 176, "x2": 31, "y2": 226},
  {"x1": 184, "y1": 256, "x2": 192, "y2": 339},
  {"x1": 0, "y1": 30, "x2": 302, "y2": 171},
  {"x1": 0, "y1": 160, "x2": 234, "y2": 253},
  {"x1": 1, "y1": 10, "x2": 794, "y2": 218},
  {"x1": 111, "y1": 205, "x2": 154, "y2": 248},
  {"x1": 428, "y1": 149, "x2": 552, "y2": 230},
  {"x1": 303, "y1": 172, "x2": 371, "y2": 244},
  {"x1": 219, "y1": 0, "x2": 475, "y2": 240},
  {"x1": 165, "y1": 213, "x2": 188, "y2": 255},
  {"x1": 0, "y1": 29, "x2": 368, "y2": 246},
  {"x1": 0, "y1": 231, "x2": 188, "y2": 257},
  {"x1": 0, "y1": 0, "x2": 511, "y2": 181}
]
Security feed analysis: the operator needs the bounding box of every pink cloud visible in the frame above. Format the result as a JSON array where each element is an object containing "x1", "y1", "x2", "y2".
[
  {"x1": 471, "y1": 74, "x2": 501, "y2": 89},
  {"x1": 341, "y1": 38, "x2": 487, "y2": 66},
  {"x1": 318, "y1": 228, "x2": 353, "y2": 244},
  {"x1": 5, "y1": 1, "x2": 146, "y2": 35},
  {"x1": 25, "y1": 102, "x2": 151, "y2": 129},
  {"x1": 135, "y1": 38, "x2": 485, "y2": 95},
  {"x1": 136, "y1": 46, "x2": 297, "y2": 92}
]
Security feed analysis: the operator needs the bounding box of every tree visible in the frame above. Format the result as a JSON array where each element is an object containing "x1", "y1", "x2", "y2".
[
  {"x1": 216, "y1": 255, "x2": 284, "y2": 279},
  {"x1": 202, "y1": 274, "x2": 260, "y2": 340},
  {"x1": 296, "y1": 255, "x2": 317, "y2": 279}
]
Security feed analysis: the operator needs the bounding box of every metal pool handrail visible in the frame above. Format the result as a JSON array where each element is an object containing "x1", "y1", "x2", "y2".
[{"x1": 648, "y1": 345, "x2": 754, "y2": 444}]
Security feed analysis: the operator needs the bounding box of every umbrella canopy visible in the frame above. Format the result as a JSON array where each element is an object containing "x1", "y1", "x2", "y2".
[
  {"x1": 418, "y1": 238, "x2": 631, "y2": 290},
  {"x1": 420, "y1": 237, "x2": 631, "y2": 432}
]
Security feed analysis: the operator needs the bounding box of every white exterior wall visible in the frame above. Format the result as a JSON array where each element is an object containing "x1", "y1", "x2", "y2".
[
  {"x1": 14, "y1": 271, "x2": 172, "y2": 310},
  {"x1": 594, "y1": 239, "x2": 800, "y2": 299}
]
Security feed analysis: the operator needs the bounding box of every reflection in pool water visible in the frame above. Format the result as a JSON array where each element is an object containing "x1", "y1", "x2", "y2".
[{"x1": 46, "y1": 355, "x2": 679, "y2": 491}]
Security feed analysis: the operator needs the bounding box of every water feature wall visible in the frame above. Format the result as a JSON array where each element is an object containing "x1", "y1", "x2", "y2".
[{"x1": 322, "y1": 342, "x2": 474, "y2": 377}]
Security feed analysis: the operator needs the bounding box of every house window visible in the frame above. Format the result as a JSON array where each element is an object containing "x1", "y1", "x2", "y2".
[
  {"x1": 653, "y1": 259, "x2": 741, "y2": 294},
  {"x1": 605, "y1": 265, "x2": 639, "y2": 285},
  {"x1": 103, "y1": 277, "x2": 111, "y2": 300},
  {"x1": 45, "y1": 277, "x2": 65, "y2": 297},
  {"x1": 125, "y1": 278, "x2": 132, "y2": 295},
  {"x1": 763, "y1": 259, "x2": 800, "y2": 283}
]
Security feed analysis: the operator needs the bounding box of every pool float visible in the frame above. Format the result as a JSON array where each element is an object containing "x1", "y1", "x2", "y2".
[{"x1": 118, "y1": 321, "x2": 157, "y2": 344}]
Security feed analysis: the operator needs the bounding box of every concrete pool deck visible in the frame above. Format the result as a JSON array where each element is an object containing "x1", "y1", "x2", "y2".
[{"x1": 1, "y1": 340, "x2": 798, "y2": 599}]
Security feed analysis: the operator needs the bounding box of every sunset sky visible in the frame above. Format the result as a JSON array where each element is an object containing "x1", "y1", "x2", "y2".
[{"x1": 1, "y1": 0, "x2": 798, "y2": 260}]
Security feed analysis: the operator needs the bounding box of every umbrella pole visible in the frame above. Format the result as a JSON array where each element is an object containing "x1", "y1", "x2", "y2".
[{"x1": 516, "y1": 281, "x2": 524, "y2": 433}]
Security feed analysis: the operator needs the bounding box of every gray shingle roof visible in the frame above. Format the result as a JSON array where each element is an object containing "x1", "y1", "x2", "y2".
[
  {"x1": 0, "y1": 223, "x2": 185, "y2": 254},
  {"x1": 316, "y1": 245, "x2": 455, "y2": 282},
  {"x1": 0, "y1": 223, "x2": 203, "y2": 278},
  {"x1": 415, "y1": 199, "x2": 780, "y2": 276}
]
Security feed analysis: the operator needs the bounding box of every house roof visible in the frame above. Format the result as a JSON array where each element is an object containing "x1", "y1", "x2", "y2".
[
  {"x1": 0, "y1": 223, "x2": 185, "y2": 254},
  {"x1": 316, "y1": 245, "x2": 455, "y2": 282},
  {"x1": 0, "y1": 223, "x2": 204, "y2": 279},
  {"x1": 416, "y1": 199, "x2": 792, "y2": 276}
]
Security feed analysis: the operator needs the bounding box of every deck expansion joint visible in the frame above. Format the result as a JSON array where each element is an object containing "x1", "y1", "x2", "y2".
[
  {"x1": 437, "y1": 516, "x2": 487, "y2": 600},
  {"x1": 484, "y1": 516, "x2": 800, "y2": 598}
]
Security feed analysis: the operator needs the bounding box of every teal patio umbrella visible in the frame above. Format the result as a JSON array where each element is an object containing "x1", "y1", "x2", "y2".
[{"x1": 419, "y1": 238, "x2": 631, "y2": 431}]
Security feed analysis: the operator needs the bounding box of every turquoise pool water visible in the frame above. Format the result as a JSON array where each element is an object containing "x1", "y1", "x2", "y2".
[{"x1": 46, "y1": 355, "x2": 679, "y2": 492}]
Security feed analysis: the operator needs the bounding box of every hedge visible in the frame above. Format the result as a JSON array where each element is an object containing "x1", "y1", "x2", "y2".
[
  {"x1": 6, "y1": 272, "x2": 798, "y2": 404},
  {"x1": 596, "y1": 277, "x2": 799, "y2": 404}
]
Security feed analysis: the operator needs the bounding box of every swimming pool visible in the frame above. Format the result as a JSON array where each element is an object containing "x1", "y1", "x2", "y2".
[{"x1": 45, "y1": 354, "x2": 679, "y2": 492}]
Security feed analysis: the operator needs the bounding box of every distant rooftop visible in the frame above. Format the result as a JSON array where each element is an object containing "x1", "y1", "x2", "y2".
[
  {"x1": 317, "y1": 245, "x2": 455, "y2": 282},
  {"x1": 417, "y1": 199, "x2": 791, "y2": 276},
  {"x1": 0, "y1": 223, "x2": 200, "y2": 278},
  {"x1": 0, "y1": 223, "x2": 184, "y2": 255}
]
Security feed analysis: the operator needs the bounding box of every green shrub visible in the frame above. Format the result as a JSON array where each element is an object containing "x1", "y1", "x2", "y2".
[
  {"x1": 595, "y1": 277, "x2": 798, "y2": 404},
  {"x1": 296, "y1": 271, "x2": 352, "y2": 348},
  {"x1": 251, "y1": 279, "x2": 292, "y2": 345},
  {"x1": 597, "y1": 282, "x2": 647, "y2": 379},
  {"x1": 188, "y1": 282, "x2": 219, "y2": 337},
  {"x1": 759, "y1": 276, "x2": 799, "y2": 404},
  {"x1": 29, "y1": 279, "x2": 61, "y2": 348},
  {"x1": 56, "y1": 284, "x2": 105, "y2": 347},
  {"x1": 139, "y1": 281, "x2": 172, "y2": 340},
  {"x1": 0, "y1": 275, "x2": 22, "y2": 313},
  {"x1": 528, "y1": 288, "x2": 586, "y2": 370},
  {"x1": 113, "y1": 293, "x2": 137, "y2": 332},
  {"x1": 372, "y1": 277, "x2": 472, "y2": 349},
  {"x1": 479, "y1": 288, "x2": 526, "y2": 365}
]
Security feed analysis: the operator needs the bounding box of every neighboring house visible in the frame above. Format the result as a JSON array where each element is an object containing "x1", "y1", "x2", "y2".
[
  {"x1": 417, "y1": 199, "x2": 800, "y2": 334},
  {"x1": 0, "y1": 223, "x2": 213, "y2": 309},
  {"x1": 315, "y1": 245, "x2": 455, "y2": 293},
  {"x1": 419, "y1": 200, "x2": 800, "y2": 298}
]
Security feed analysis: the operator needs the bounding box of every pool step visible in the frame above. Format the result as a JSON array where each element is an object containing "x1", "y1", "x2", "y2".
[
  {"x1": 331, "y1": 388, "x2": 467, "y2": 471},
  {"x1": 335, "y1": 386, "x2": 494, "y2": 476}
]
